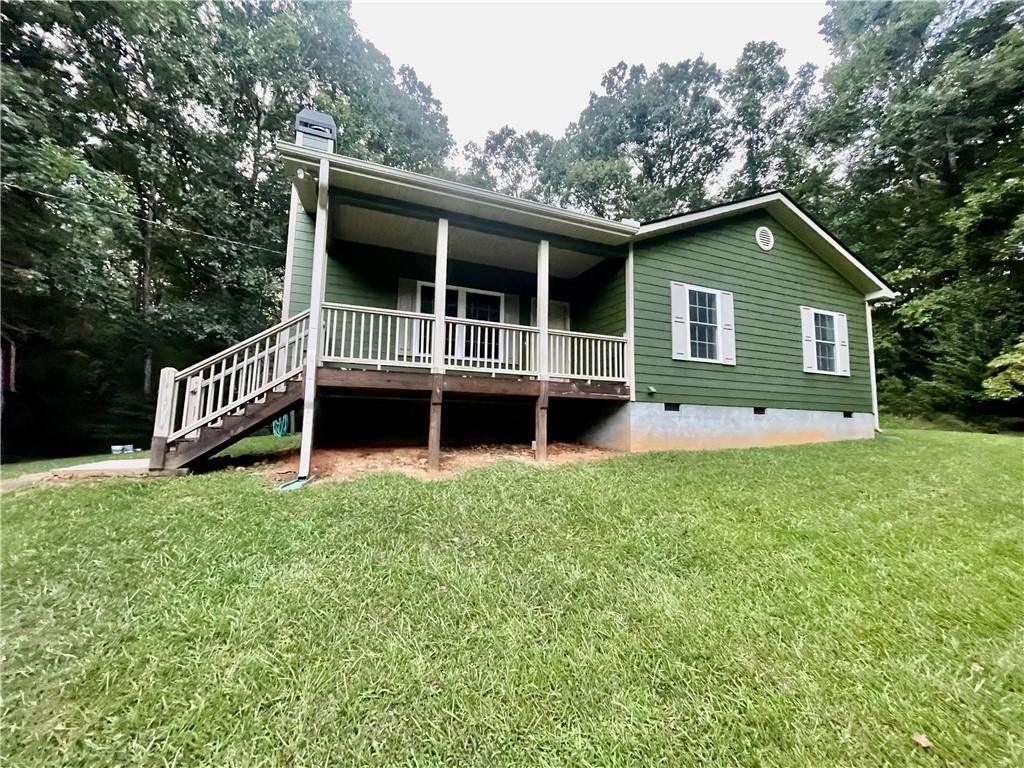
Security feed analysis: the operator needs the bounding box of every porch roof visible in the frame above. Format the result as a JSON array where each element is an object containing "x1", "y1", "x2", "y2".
[{"x1": 276, "y1": 141, "x2": 639, "y2": 247}]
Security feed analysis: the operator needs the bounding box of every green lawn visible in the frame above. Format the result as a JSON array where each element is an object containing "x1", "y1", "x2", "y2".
[
  {"x1": 0, "y1": 434, "x2": 300, "y2": 480},
  {"x1": 2, "y1": 430, "x2": 1021, "y2": 766}
]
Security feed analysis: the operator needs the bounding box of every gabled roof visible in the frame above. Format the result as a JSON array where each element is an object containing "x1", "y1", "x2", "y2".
[
  {"x1": 636, "y1": 191, "x2": 896, "y2": 300},
  {"x1": 276, "y1": 141, "x2": 638, "y2": 246},
  {"x1": 276, "y1": 142, "x2": 894, "y2": 300}
]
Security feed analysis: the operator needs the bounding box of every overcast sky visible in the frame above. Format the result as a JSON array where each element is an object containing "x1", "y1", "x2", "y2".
[{"x1": 350, "y1": 1, "x2": 834, "y2": 150}]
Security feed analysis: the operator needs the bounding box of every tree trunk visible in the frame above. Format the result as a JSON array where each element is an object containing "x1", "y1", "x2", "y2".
[{"x1": 140, "y1": 192, "x2": 154, "y2": 396}]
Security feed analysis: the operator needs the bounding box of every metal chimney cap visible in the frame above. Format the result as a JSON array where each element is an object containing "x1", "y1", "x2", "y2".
[{"x1": 295, "y1": 107, "x2": 337, "y2": 141}]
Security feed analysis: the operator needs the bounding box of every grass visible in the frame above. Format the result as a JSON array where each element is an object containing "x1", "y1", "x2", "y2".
[
  {"x1": 0, "y1": 434, "x2": 300, "y2": 481},
  {"x1": 2, "y1": 430, "x2": 1022, "y2": 766}
]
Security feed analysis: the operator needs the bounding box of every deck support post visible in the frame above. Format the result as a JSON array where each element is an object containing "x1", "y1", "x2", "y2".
[
  {"x1": 537, "y1": 239, "x2": 550, "y2": 381},
  {"x1": 149, "y1": 366, "x2": 177, "y2": 470},
  {"x1": 535, "y1": 380, "x2": 549, "y2": 461},
  {"x1": 431, "y1": 219, "x2": 449, "y2": 374},
  {"x1": 298, "y1": 157, "x2": 330, "y2": 478},
  {"x1": 427, "y1": 374, "x2": 443, "y2": 471}
]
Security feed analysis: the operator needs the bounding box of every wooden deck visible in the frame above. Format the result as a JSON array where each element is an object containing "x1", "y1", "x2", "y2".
[{"x1": 150, "y1": 303, "x2": 630, "y2": 472}]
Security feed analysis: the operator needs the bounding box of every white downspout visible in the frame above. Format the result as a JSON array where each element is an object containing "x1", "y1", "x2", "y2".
[
  {"x1": 865, "y1": 299, "x2": 880, "y2": 431},
  {"x1": 625, "y1": 242, "x2": 636, "y2": 400},
  {"x1": 297, "y1": 158, "x2": 330, "y2": 478}
]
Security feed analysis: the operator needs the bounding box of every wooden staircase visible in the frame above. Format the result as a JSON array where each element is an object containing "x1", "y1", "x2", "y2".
[
  {"x1": 157, "y1": 379, "x2": 303, "y2": 470},
  {"x1": 150, "y1": 311, "x2": 311, "y2": 471}
]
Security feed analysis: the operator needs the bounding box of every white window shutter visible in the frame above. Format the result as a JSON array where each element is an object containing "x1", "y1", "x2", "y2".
[
  {"x1": 836, "y1": 312, "x2": 850, "y2": 376},
  {"x1": 670, "y1": 282, "x2": 689, "y2": 360},
  {"x1": 719, "y1": 291, "x2": 736, "y2": 365},
  {"x1": 800, "y1": 306, "x2": 816, "y2": 372}
]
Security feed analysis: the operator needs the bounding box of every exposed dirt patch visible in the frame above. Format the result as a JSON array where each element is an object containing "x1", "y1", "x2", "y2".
[{"x1": 264, "y1": 442, "x2": 615, "y2": 482}]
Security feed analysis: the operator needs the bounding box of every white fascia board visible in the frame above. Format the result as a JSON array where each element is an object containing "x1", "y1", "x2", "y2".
[
  {"x1": 636, "y1": 193, "x2": 896, "y2": 300},
  {"x1": 277, "y1": 142, "x2": 638, "y2": 246}
]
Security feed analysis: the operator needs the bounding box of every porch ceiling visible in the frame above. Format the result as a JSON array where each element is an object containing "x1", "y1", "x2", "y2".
[{"x1": 331, "y1": 205, "x2": 605, "y2": 279}]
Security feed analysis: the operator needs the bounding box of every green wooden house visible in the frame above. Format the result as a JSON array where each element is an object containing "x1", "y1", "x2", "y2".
[{"x1": 149, "y1": 108, "x2": 895, "y2": 476}]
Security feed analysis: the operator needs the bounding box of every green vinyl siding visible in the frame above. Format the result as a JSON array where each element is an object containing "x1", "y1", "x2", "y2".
[
  {"x1": 571, "y1": 259, "x2": 626, "y2": 336},
  {"x1": 633, "y1": 212, "x2": 872, "y2": 412},
  {"x1": 285, "y1": 201, "x2": 317, "y2": 316}
]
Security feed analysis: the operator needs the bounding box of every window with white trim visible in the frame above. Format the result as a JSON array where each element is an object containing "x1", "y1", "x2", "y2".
[
  {"x1": 670, "y1": 282, "x2": 736, "y2": 365},
  {"x1": 813, "y1": 311, "x2": 837, "y2": 372},
  {"x1": 688, "y1": 288, "x2": 718, "y2": 360},
  {"x1": 800, "y1": 306, "x2": 849, "y2": 376}
]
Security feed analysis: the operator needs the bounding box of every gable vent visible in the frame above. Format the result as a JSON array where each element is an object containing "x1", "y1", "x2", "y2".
[{"x1": 755, "y1": 226, "x2": 775, "y2": 251}]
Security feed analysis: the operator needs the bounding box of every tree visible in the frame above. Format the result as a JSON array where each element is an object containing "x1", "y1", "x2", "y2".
[
  {"x1": 1, "y1": 0, "x2": 454, "y2": 458},
  {"x1": 722, "y1": 42, "x2": 819, "y2": 197},
  {"x1": 815, "y1": 0, "x2": 1024, "y2": 420}
]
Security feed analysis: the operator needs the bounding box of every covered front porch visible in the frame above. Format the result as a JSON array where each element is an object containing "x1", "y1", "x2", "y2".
[
  {"x1": 285, "y1": 194, "x2": 633, "y2": 385},
  {"x1": 280, "y1": 147, "x2": 636, "y2": 475}
]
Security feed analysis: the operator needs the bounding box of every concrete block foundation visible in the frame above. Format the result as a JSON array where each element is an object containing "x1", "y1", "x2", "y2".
[{"x1": 582, "y1": 402, "x2": 875, "y2": 453}]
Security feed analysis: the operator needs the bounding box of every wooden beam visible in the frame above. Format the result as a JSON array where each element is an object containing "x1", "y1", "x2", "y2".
[
  {"x1": 535, "y1": 380, "x2": 549, "y2": 461},
  {"x1": 427, "y1": 374, "x2": 443, "y2": 471},
  {"x1": 317, "y1": 366, "x2": 629, "y2": 399},
  {"x1": 547, "y1": 380, "x2": 630, "y2": 400},
  {"x1": 443, "y1": 376, "x2": 540, "y2": 397},
  {"x1": 298, "y1": 157, "x2": 330, "y2": 478},
  {"x1": 317, "y1": 368, "x2": 434, "y2": 391}
]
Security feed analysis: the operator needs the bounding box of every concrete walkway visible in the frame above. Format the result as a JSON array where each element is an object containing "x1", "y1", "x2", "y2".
[{"x1": 62, "y1": 458, "x2": 151, "y2": 473}]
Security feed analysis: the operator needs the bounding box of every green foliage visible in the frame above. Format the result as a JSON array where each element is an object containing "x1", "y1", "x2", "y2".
[
  {"x1": 814, "y1": 0, "x2": 1024, "y2": 420},
  {"x1": 0, "y1": 0, "x2": 453, "y2": 458},
  {"x1": 983, "y1": 334, "x2": 1024, "y2": 401}
]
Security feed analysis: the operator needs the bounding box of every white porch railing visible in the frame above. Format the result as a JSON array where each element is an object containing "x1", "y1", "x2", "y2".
[
  {"x1": 321, "y1": 303, "x2": 434, "y2": 369},
  {"x1": 443, "y1": 316, "x2": 540, "y2": 376},
  {"x1": 549, "y1": 329, "x2": 628, "y2": 382},
  {"x1": 155, "y1": 311, "x2": 311, "y2": 442},
  {"x1": 316, "y1": 302, "x2": 626, "y2": 382}
]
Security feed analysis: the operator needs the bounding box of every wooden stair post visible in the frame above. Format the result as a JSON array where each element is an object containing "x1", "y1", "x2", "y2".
[{"x1": 149, "y1": 367, "x2": 177, "y2": 470}]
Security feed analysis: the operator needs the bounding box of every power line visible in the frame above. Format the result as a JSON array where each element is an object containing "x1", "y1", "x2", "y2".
[{"x1": 0, "y1": 180, "x2": 287, "y2": 256}]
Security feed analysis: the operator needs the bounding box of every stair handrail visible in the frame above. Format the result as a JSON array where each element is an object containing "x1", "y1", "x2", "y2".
[
  {"x1": 174, "y1": 309, "x2": 311, "y2": 381},
  {"x1": 153, "y1": 310, "x2": 311, "y2": 444}
]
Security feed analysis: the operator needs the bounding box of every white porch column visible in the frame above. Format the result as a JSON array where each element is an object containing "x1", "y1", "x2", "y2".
[
  {"x1": 866, "y1": 300, "x2": 880, "y2": 431},
  {"x1": 298, "y1": 158, "x2": 330, "y2": 478},
  {"x1": 536, "y1": 239, "x2": 550, "y2": 380},
  {"x1": 430, "y1": 218, "x2": 449, "y2": 374}
]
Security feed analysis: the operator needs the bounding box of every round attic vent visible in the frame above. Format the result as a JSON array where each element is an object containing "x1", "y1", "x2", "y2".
[{"x1": 755, "y1": 226, "x2": 775, "y2": 251}]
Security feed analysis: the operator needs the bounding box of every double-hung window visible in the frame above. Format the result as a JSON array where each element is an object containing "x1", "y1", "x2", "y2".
[
  {"x1": 800, "y1": 306, "x2": 849, "y2": 376},
  {"x1": 688, "y1": 288, "x2": 719, "y2": 361},
  {"x1": 670, "y1": 282, "x2": 736, "y2": 365}
]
